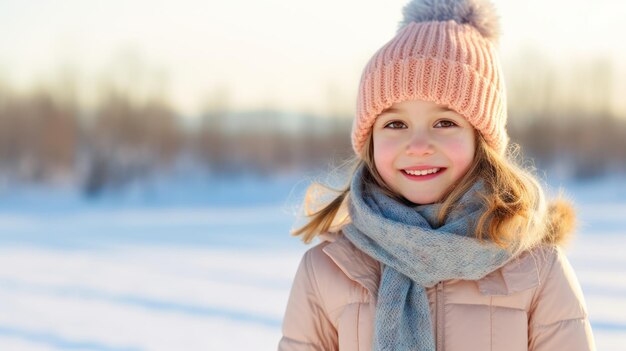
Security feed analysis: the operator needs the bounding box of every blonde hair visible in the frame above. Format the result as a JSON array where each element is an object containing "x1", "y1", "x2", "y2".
[{"x1": 291, "y1": 131, "x2": 557, "y2": 255}]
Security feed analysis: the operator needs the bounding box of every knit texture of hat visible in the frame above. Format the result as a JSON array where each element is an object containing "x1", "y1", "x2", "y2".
[{"x1": 352, "y1": 0, "x2": 509, "y2": 157}]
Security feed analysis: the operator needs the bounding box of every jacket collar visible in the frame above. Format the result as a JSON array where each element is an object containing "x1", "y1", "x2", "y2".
[
  {"x1": 320, "y1": 231, "x2": 382, "y2": 298},
  {"x1": 319, "y1": 231, "x2": 540, "y2": 297}
]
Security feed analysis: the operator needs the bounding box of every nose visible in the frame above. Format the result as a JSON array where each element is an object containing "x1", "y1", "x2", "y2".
[{"x1": 405, "y1": 130, "x2": 434, "y2": 156}]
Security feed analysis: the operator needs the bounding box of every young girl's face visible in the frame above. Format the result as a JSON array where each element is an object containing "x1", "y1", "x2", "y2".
[{"x1": 372, "y1": 99, "x2": 477, "y2": 205}]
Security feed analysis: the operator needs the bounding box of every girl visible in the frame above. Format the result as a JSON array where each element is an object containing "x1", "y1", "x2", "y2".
[{"x1": 278, "y1": 0, "x2": 596, "y2": 350}]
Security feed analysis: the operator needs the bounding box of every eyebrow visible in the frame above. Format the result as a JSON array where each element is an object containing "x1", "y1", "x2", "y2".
[{"x1": 379, "y1": 105, "x2": 454, "y2": 115}]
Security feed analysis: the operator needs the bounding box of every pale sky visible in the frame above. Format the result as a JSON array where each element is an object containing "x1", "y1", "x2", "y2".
[{"x1": 0, "y1": 0, "x2": 624, "y2": 117}]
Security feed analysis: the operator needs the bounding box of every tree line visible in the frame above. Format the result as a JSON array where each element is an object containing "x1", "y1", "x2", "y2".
[{"x1": 0, "y1": 54, "x2": 624, "y2": 196}]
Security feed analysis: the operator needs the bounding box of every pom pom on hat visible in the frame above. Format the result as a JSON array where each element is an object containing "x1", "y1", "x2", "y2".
[{"x1": 398, "y1": 0, "x2": 501, "y2": 44}]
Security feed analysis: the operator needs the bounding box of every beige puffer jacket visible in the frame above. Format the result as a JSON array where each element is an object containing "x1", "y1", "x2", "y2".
[{"x1": 277, "y1": 205, "x2": 596, "y2": 351}]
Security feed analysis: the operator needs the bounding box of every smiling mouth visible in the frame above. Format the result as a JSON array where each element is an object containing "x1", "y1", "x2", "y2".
[{"x1": 402, "y1": 168, "x2": 444, "y2": 176}]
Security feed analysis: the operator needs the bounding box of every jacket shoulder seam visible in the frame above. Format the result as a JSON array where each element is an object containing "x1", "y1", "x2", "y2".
[
  {"x1": 447, "y1": 302, "x2": 526, "y2": 312},
  {"x1": 530, "y1": 316, "x2": 589, "y2": 330},
  {"x1": 530, "y1": 245, "x2": 559, "y2": 308},
  {"x1": 305, "y1": 243, "x2": 333, "y2": 317},
  {"x1": 327, "y1": 301, "x2": 367, "y2": 316}
]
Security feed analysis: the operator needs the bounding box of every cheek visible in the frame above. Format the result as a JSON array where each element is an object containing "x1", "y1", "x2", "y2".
[
  {"x1": 373, "y1": 137, "x2": 399, "y2": 176},
  {"x1": 446, "y1": 135, "x2": 476, "y2": 175}
]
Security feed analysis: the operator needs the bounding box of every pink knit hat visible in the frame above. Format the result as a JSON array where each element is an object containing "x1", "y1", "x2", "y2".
[{"x1": 352, "y1": 0, "x2": 509, "y2": 157}]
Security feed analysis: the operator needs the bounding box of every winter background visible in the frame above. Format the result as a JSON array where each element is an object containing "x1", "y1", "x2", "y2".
[{"x1": 1, "y1": 0, "x2": 626, "y2": 350}]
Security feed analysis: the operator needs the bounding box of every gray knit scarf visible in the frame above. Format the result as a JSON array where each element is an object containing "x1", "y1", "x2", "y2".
[{"x1": 342, "y1": 164, "x2": 514, "y2": 351}]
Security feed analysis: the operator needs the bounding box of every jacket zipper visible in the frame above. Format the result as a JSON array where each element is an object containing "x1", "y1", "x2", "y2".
[{"x1": 436, "y1": 281, "x2": 444, "y2": 351}]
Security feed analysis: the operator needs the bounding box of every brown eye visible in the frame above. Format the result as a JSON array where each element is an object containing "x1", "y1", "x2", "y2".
[
  {"x1": 384, "y1": 121, "x2": 406, "y2": 129},
  {"x1": 435, "y1": 120, "x2": 457, "y2": 128}
]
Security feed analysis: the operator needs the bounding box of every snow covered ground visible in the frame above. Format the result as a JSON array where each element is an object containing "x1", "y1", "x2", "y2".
[{"x1": 0, "y1": 173, "x2": 624, "y2": 350}]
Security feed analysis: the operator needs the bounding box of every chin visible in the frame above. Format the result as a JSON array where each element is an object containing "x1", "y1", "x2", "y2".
[{"x1": 403, "y1": 194, "x2": 440, "y2": 206}]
